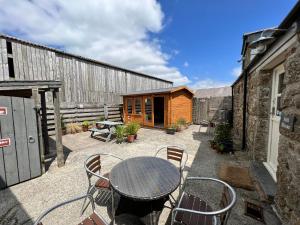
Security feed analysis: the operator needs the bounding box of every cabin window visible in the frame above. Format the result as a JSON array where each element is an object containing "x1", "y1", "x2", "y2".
[
  {"x1": 6, "y1": 41, "x2": 12, "y2": 54},
  {"x1": 145, "y1": 97, "x2": 152, "y2": 121},
  {"x1": 127, "y1": 98, "x2": 133, "y2": 114},
  {"x1": 135, "y1": 98, "x2": 142, "y2": 114},
  {"x1": 8, "y1": 57, "x2": 15, "y2": 78}
]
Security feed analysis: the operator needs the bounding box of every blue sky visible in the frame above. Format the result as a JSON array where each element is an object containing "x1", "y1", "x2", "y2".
[
  {"x1": 157, "y1": 0, "x2": 298, "y2": 87},
  {"x1": 0, "y1": 0, "x2": 298, "y2": 89}
]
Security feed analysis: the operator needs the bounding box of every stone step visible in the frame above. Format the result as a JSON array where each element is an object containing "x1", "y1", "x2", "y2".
[{"x1": 250, "y1": 161, "x2": 277, "y2": 202}]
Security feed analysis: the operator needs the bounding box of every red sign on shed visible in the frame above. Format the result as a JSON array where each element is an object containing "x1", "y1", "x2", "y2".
[
  {"x1": 0, "y1": 138, "x2": 10, "y2": 148},
  {"x1": 0, "y1": 107, "x2": 7, "y2": 115}
]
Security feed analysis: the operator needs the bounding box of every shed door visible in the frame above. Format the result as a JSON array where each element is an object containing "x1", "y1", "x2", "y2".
[
  {"x1": 265, "y1": 64, "x2": 284, "y2": 181},
  {"x1": 0, "y1": 96, "x2": 41, "y2": 189}
]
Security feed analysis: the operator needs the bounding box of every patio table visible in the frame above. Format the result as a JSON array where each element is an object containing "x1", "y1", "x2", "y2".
[
  {"x1": 90, "y1": 120, "x2": 123, "y2": 142},
  {"x1": 110, "y1": 156, "x2": 181, "y2": 225}
]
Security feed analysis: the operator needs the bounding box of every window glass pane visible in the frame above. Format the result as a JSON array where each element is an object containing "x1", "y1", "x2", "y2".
[
  {"x1": 135, "y1": 98, "x2": 142, "y2": 114},
  {"x1": 127, "y1": 99, "x2": 132, "y2": 114},
  {"x1": 145, "y1": 98, "x2": 152, "y2": 121},
  {"x1": 278, "y1": 73, "x2": 285, "y2": 94}
]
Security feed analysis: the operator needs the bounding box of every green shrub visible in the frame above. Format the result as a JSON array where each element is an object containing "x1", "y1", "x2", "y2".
[
  {"x1": 82, "y1": 120, "x2": 90, "y2": 127},
  {"x1": 125, "y1": 121, "x2": 140, "y2": 135},
  {"x1": 98, "y1": 116, "x2": 105, "y2": 121},
  {"x1": 177, "y1": 117, "x2": 187, "y2": 126},
  {"x1": 115, "y1": 125, "x2": 126, "y2": 142},
  {"x1": 213, "y1": 123, "x2": 232, "y2": 143}
]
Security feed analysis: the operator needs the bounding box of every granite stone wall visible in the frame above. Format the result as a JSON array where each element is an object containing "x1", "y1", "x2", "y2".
[
  {"x1": 232, "y1": 79, "x2": 244, "y2": 150},
  {"x1": 275, "y1": 45, "x2": 300, "y2": 225},
  {"x1": 246, "y1": 70, "x2": 272, "y2": 161}
]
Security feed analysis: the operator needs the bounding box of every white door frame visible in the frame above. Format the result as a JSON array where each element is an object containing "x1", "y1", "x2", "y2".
[{"x1": 264, "y1": 64, "x2": 284, "y2": 182}]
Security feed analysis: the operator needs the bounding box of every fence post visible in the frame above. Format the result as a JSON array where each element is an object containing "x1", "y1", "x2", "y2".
[{"x1": 104, "y1": 104, "x2": 108, "y2": 120}]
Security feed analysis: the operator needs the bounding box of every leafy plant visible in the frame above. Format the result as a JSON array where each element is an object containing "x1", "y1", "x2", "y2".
[
  {"x1": 169, "y1": 123, "x2": 177, "y2": 130},
  {"x1": 213, "y1": 123, "x2": 233, "y2": 153},
  {"x1": 66, "y1": 122, "x2": 82, "y2": 134},
  {"x1": 82, "y1": 120, "x2": 90, "y2": 127},
  {"x1": 99, "y1": 116, "x2": 105, "y2": 121},
  {"x1": 125, "y1": 122, "x2": 140, "y2": 135},
  {"x1": 177, "y1": 117, "x2": 187, "y2": 126},
  {"x1": 115, "y1": 125, "x2": 126, "y2": 143}
]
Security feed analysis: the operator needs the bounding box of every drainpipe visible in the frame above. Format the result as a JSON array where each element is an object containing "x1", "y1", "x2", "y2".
[{"x1": 242, "y1": 69, "x2": 248, "y2": 150}]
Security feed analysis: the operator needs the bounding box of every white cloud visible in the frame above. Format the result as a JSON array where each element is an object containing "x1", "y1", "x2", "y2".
[
  {"x1": 183, "y1": 61, "x2": 189, "y2": 67},
  {"x1": 190, "y1": 78, "x2": 231, "y2": 90},
  {"x1": 0, "y1": 0, "x2": 189, "y2": 85},
  {"x1": 231, "y1": 66, "x2": 242, "y2": 77}
]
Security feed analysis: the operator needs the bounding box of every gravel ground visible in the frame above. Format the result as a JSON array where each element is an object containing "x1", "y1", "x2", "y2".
[{"x1": 0, "y1": 125, "x2": 263, "y2": 225}]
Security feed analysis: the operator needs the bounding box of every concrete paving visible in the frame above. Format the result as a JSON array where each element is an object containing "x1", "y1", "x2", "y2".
[{"x1": 0, "y1": 125, "x2": 264, "y2": 225}]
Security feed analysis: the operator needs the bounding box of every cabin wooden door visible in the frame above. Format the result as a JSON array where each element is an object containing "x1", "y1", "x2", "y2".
[
  {"x1": 143, "y1": 96, "x2": 153, "y2": 127},
  {"x1": 265, "y1": 64, "x2": 284, "y2": 181}
]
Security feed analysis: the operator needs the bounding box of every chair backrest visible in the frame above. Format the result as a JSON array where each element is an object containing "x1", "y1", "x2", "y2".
[
  {"x1": 155, "y1": 145, "x2": 188, "y2": 171},
  {"x1": 85, "y1": 154, "x2": 101, "y2": 178},
  {"x1": 167, "y1": 147, "x2": 184, "y2": 163}
]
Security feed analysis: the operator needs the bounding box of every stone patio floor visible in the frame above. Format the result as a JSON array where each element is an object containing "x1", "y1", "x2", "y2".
[{"x1": 0, "y1": 125, "x2": 264, "y2": 225}]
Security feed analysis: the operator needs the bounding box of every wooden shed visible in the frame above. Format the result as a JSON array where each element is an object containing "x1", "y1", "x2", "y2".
[{"x1": 122, "y1": 86, "x2": 194, "y2": 128}]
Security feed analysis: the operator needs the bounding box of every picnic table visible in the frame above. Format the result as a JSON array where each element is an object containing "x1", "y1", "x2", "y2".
[
  {"x1": 110, "y1": 156, "x2": 181, "y2": 225},
  {"x1": 89, "y1": 120, "x2": 123, "y2": 142}
]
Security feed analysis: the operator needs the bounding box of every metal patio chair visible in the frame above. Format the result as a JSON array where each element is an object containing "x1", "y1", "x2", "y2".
[
  {"x1": 82, "y1": 153, "x2": 123, "y2": 214},
  {"x1": 154, "y1": 145, "x2": 188, "y2": 182},
  {"x1": 171, "y1": 177, "x2": 236, "y2": 225},
  {"x1": 34, "y1": 194, "x2": 109, "y2": 225}
]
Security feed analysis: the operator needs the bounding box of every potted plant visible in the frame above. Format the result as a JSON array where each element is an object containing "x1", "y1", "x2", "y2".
[
  {"x1": 176, "y1": 117, "x2": 187, "y2": 131},
  {"x1": 82, "y1": 120, "x2": 90, "y2": 132},
  {"x1": 213, "y1": 123, "x2": 233, "y2": 153},
  {"x1": 115, "y1": 125, "x2": 125, "y2": 144},
  {"x1": 125, "y1": 122, "x2": 136, "y2": 143},
  {"x1": 166, "y1": 124, "x2": 177, "y2": 134},
  {"x1": 132, "y1": 122, "x2": 141, "y2": 139}
]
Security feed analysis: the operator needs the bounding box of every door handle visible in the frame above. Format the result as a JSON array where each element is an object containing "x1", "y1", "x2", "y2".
[{"x1": 28, "y1": 136, "x2": 35, "y2": 143}]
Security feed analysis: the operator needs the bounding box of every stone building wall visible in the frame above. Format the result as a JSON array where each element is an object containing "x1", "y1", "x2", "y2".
[
  {"x1": 246, "y1": 70, "x2": 272, "y2": 161},
  {"x1": 275, "y1": 45, "x2": 300, "y2": 225},
  {"x1": 232, "y1": 79, "x2": 244, "y2": 150}
]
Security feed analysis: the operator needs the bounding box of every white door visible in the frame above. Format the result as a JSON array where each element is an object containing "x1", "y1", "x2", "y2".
[{"x1": 265, "y1": 64, "x2": 285, "y2": 181}]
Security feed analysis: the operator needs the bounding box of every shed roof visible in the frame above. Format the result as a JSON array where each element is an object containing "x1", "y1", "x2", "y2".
[
  {"x1": 0, "y1": 33, "x2": 173, "y2": 84},
  {"x1": 121, "y1": 86, "x2": 194, "y2": 96}
]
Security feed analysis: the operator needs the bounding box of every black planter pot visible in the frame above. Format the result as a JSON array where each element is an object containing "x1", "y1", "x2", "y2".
[{"x1": 166, "y1": 128, "x2": 176, "y2": 134}]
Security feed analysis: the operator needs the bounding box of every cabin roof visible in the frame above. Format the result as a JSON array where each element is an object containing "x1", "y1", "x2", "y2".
[{"x1": 121, "y1": 86, "x2": 194, "y2": 96}]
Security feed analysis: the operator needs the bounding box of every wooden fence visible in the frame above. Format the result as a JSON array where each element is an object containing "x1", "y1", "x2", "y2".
[
  {"x1": 192, "y1": 96, "x2": 232, "y2": 124},
  {"x1": 47, "y1": 104, "x2": 122, "y2": 135}
]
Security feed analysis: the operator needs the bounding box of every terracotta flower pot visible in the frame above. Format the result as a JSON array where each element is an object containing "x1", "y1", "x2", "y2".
[
  {"x1": 127, "y1": 135, "x2": 135, "y2": 143},
  {"x1": 82, "y1": 126, "x2": 88, "y2": 132},
  {"x1": 134, "y1": 134, "x2": 137, "y2": 139}
]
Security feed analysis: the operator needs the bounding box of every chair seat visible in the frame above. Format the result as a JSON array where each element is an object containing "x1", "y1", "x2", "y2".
[
  {"x1": 95, "y1": 173, "x2": 110, "y2": 189},
  {"x1": 175, "y1": 193, "x2": 215, "y2": 225},
  {"x1": 79, "y1": 212, "x2": 107, "y2": 225}
]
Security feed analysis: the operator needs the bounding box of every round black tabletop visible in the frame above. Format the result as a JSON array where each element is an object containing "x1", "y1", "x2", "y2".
[{"x1": 110, "y1": 156, "x2": 180, "y2": 200}]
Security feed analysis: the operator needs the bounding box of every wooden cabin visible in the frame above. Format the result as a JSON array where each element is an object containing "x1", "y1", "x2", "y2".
[{"x1": 122, "y1": 86, "x2": 194, "y2": 128}]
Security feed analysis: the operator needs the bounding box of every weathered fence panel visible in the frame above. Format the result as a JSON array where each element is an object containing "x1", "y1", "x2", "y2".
[
  {"x1": 47, "y1": 104, "x2": 123, "y2": 135},
  {"x1": 192, "y1": 96, "x2": 232, "y2": 124}
]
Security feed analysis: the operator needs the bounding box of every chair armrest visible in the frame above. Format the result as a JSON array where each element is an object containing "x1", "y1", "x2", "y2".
[
  {"x1": 34, "y1": 194, "x2": 95, "y2": 225},
  {"x1": 86, "y1": 169, "x2": 110, "y2": 181}
]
